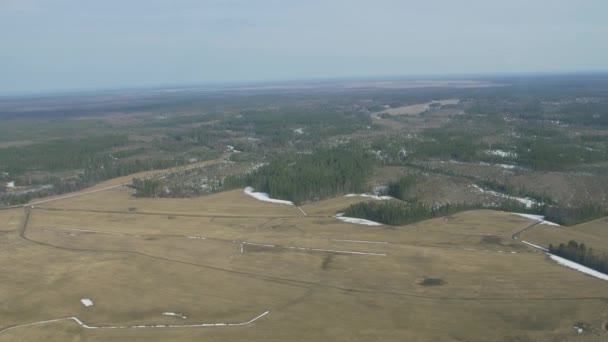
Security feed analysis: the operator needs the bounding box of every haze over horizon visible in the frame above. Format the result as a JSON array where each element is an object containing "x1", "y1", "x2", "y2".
[{"x1": 1, "y1": 0, "x2": 607, "y2": 94}]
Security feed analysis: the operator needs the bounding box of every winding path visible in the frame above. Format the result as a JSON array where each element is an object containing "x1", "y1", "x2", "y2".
[{"x1": 0, "y1": 310, "x2": 270, "y2": 335}]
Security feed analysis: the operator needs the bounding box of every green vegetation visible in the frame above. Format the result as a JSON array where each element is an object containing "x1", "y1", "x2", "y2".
[
  {"x1": 549, "y1": 240, "x2": 608, "y2": 274},
  {"x1": 386, "y1": 175, "x2": 418, "y2": 201},
  {"x1": 226, "y1": 147, "x2": 375, "y2": 204},
  {"x1": 343, "y1": 200, "x2": 538, "y2": 226},
  {"x1": 544, "y1": 203, "x2": 608, "y2": 226},
  {"x1": 0, "y1": 135, "x2": 128, "y2": 175},
  {"x1": 132, "y1": 178, "x2": 164, "y2": 197}
]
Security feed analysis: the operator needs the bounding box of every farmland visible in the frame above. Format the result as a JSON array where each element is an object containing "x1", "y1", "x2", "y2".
[
  {"x1": 2, "y1": 182, "x2": 608, "y2": 341},
  {"x1": 2, "y1": 75, "x2": 608, "y2": 341}
]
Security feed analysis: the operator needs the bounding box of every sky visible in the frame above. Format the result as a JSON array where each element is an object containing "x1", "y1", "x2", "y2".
[{"x1": 1, "y1": 0, "x2": 607, "y2": 94}]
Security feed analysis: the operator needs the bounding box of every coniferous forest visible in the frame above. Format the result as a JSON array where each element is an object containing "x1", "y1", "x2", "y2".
[
  {"x1": 549, "y1": 240, "x2": 608, "y2": 274},
  {"x1": 225, "y1": 148, "x2": 375, "y2": 204}
]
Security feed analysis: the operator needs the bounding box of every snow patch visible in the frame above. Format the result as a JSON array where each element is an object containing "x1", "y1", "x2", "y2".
[
  {"x1": 244, "y1": 187, "x2": 294, "y2": 205},
  {"x1": 162, "y1": 312, "x2": 187, "y2": 319},
  {"x1": 486, "y1": 150, "x2": 518, "y2": 158},
  {"x1": 514, "y1": 213, "x2": 545, "y2": 221},
  {"x1": 345, "y1": 193, "x2": 392, "y2": 200},
  {"x1": 80, "y1": 298, "x2": 94, "y2": 307},
  {"x1": 335, "y1": 213, "x2": 382, "y2": 226},
  {"x1": 549, "y1": 254, "x2": 608, "y2": 281},
  {"x1": 472, "y1": 185, "x2": 537, "y2": 208},
  {"x1": 293, "y1": 128, "x2": 304, "y2": 134},
  {"x1": 513, "y1": 213, "x2": 560, "y2": 226},
  {"x1": 187, "y1": 236, "x2": 206, "y2": 240},
  {"x1": 521, "y1": 240, "x2": 549, "y2": 252}
]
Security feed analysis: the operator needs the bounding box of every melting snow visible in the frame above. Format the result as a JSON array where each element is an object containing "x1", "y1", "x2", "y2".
[
  {"x1": 80, "y1": 298, "x2": 94, "y2": 307},
  {"x1": 162, "y1": 312, "x2": 187, "y2": 319},
  {"x1": 513, "y1": 213, "x2": 560, "y2": 226},
  {"x1": 486, "y1": 150, "x2": 518, "y2": 158},
  {"x1": 335, "y1": 213, "x2": 382, "y2": 226},
  {"x1": 472, "y1": 185, "x2": 537, "y2": 208},
  {"x1": 244, "y1": 187, "x2": 294, "y2": 205},
  {"x1": 345, "y1": 193, "x2": 392, "y2": 200},
  {"x1": 549, "y1": 254, "x2": 608, "y2": 281}
]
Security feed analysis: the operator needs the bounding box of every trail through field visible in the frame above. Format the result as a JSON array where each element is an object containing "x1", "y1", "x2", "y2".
[{"x1": 0, "y1": 311, "x2": 270, "y2": 335}]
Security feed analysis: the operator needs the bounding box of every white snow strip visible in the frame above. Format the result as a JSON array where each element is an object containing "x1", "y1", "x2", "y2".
[
  {"x1": 80, "y1": 299, "x2": 94, "y2": 307},
  {"x1": 549, "y1": 254, "x2": 608, "y2": 281},
  {"x1": 345, "y1": 193, "x2": 393, "y2": 200},
  {"x1": 514, "y1": 213, "x2": 545, "y2": 221},
  {"x1": 336, "y1": 215, "x2": 383, "y2": 226},
  {"x1": 0, "y1": 311, "x2": 270, "y2": 334},
  {"x1": 541, "y1": 220, "x2": 560, "y2": 226},
  {"x1": 297, "y1": 206, "x2": 308, "y2": 216},
  {"x1": 521, "y1": 240, "x2": 549, "y2": 252},
  {"x1": 486, "y1": 150, "x2": 518, "y2": 158},
  {"x1": 472, "y1": 185, "x2": 537, "y2": 208},
  {"x1": 330, "y1": 239, "x2": 388, "y2": 244},
  {"x1": 244, "y1": 187, "x2": 294, "y2": 205},
  {"x1": 162, "y1": 312, "x2": 187, "y2": 319},
  {"x1": 187, "y1": 236, "x2": 206, "y2": 240},
  {"x1": 513, "y1": 213, "x2": 560, "y2": 226}
]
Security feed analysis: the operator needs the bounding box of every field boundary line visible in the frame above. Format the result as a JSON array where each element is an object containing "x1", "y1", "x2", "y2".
[
  {"x1": 0, "y1": 310, "x2": 270, "y2": 335},
  {"x1": 242, "y1": 241, "x2": 386, "y2": 256}
]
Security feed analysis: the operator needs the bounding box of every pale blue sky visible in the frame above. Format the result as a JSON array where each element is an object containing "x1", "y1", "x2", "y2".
[{"x1": 1, "y1": 0, "x2": 607, "y2": 94}]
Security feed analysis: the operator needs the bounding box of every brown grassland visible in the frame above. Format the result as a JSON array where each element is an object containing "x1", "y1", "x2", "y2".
[
  {"x1": 1, "y1": 184, "x2": 608, "y2": 341},
  {"x1": 522, "y1": 217, "x2": 608, "y2": 255}
]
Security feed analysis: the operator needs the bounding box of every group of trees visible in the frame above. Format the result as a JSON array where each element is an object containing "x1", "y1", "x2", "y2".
[
  {"x1": 225, "y1": 147, "x2": 375, "y2": 204},
  {"x1": 343, "y1": 201, "x2": 484, "y2": 226},
  {"x1": 0, "y1": 135, "x2": 129, "y2": 176},
  {"x1": 549, "y1": 240, "x2": 608, "y2": 274},
  {"x1": 386, "y1": 175, "x2": 418, "y2": 201},
  {"x1": 131, "y1": 178, "x2": 164, "y2": 197},
  {"x1": 343, "y1": 199, "x2": 541, "y2": 226},
  {"x1": 544, "y1": 203, "x2": 608, "y2": 226}
]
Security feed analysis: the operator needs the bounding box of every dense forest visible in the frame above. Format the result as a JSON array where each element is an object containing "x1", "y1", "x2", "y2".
[
  {"x1": 549, "y1": 240, "x2": 608, "y2": 275},
  {"x1": 343, "y1": 199, "x2": 539, "y2": 226},
  {"x1": 225, "y1": 147, "x2": 375, "y2": 204}
]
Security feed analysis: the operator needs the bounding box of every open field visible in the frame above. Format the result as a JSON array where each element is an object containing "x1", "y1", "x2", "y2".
[
  {"x1": 522, "y1": 217, "x2": 608, "y2": 255},
  {"x1": 375, "y1": 99, "x2": 460, "y2": 116},
  {"x1": 2, "y1": 181, "x2": 608, "y2": 341},
  {"x1": 3, "y1": 75, "x2": 608, "y2": 340}
]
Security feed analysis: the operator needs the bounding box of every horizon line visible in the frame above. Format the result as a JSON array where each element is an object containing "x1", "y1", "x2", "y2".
[{"x1": 2, "y1": 70, "x2": 608, "y2": 99}]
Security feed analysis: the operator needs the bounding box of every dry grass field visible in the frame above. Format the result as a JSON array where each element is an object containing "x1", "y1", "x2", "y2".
[
  {"x1": 522, "y1": 217, "x2": 608, "y2": 255},
  {"x1": 376, "y1": 99, "x2": 460, "y2": 116},
  {"x1": 2, "y1": 183, "x2": 608, "y2": 341}
]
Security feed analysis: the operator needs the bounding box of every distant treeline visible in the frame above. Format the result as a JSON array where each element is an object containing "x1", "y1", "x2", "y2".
[
  {"x1": 549, "y1": 240, "x2": 608, "y2": 275},
  {"x1": 225, "y1": 147, "x2": 375, "y2": 204},
  {"x1": 0, "y1": 135, "x2": 128, "y2": 175},
  {"x1": 0, "y1": 158, "x2": 178, "y2": 206}
]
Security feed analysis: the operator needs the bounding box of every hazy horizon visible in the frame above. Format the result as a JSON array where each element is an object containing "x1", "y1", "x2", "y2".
[{"x1": 1, "y1": 0, "x2": 607, "y2": 94}]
